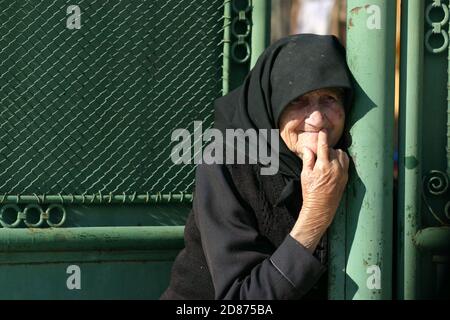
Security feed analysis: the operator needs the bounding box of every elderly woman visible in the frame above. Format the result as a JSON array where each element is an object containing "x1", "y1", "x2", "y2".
[{"x1": 160, "y1": 34, "x2": 353, "y2": 300}]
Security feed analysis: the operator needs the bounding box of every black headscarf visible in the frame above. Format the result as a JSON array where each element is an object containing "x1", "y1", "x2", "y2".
[{"x1": 213, "y1": 34, "x2": 353, "y2": 208}]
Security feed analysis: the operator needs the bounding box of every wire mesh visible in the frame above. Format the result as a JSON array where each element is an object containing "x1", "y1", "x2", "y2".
[{"x1": 0, "y1": 0, "x2": 224, "y2": 199}]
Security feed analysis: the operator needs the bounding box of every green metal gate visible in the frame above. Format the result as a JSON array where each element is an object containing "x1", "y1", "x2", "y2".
[
  {"x1": 0, "y1": 0, "x2": 229, "y2": 299},
  {"x1": 328, "y1": 0, "x2": 450, "y2": 300},
  {"x1": 397, "y1": 0, "x2": 450, "y2": 299}
]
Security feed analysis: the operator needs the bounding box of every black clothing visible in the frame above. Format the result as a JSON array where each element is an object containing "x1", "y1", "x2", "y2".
[
  {"x1": 160, "y1": 34, "x2": 353, "y2": 300},
  {"x1": 160, "y1": 163, "x2": 326, "y2": 300}
]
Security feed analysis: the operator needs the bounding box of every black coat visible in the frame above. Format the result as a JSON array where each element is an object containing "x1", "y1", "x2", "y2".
[{"x1": 160, "y1": 163, "x2": 327, "y2": 300}]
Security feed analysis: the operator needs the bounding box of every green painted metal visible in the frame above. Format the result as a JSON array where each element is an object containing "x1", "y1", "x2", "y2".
[
  {"x1": 0, "y1": 261, "x2": 177, "y2": 299},
  {"x1": 250, "y1": 0, "x2": 271, "y2": 68},
  {"x1": 0, "y1": 226, "x2": 184, "y2": 251},
  {"x1": 338, "y1": 0, "x2": 396, "y2": 299},
  {"x1": 397, "y1": 0, "x2": 450, "y2": 299},
  {"x1": 328, "y1": 188, "x2": 347, "y2": 299},
  {"x1": 0, "y1": 226, "x2": 184, "y2": 299},
  {"x1": 1, "y1": 203, "x2": 189, "y2": 229},
  {"x1": 397, "y1": 0, "x2": 425, "y2": 300},
  {"x1": 228, "y1": 0, "x2": 253, "y2": 90},
  {"x1": 414, "y1": 227, "x2": 450, "y2": 253},
  {"x1": 223, "y1": 0, "x2": 232, "y2": 95},
  {"x1": 0, "y1": 0, "x2": 229, "y2": 299}
]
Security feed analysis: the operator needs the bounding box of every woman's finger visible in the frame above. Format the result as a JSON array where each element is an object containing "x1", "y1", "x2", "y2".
[
  {"x1": 302, "y1": 147, "x2": 316, "y2": 172},
  {"x1": 316, "y1": 130, "x2": 329, "y2": 163},
  {"x1": 336, "y1": 149, "x2": 349, "y2": 171}
]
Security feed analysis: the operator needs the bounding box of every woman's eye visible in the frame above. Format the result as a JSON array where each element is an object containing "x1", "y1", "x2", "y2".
[{"x1": 320, "y1": 95, "x2": 337, "y2": 105}]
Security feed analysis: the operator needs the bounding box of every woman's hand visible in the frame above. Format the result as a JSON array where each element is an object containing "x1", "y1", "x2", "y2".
[{"x1": 290, "y1": 130, "x2": 349, "y2": 253}]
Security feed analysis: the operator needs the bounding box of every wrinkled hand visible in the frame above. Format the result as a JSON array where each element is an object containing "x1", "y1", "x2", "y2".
[{"x1": 290, "y1": 130, "x2": 349, "y2": 253}]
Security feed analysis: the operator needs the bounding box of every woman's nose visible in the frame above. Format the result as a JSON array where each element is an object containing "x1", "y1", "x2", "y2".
[{"x1": 305, "y1": 109, "x2": 327, "y2": 127}]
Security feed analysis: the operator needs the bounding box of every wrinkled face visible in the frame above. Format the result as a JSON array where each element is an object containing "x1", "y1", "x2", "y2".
[{"x1": 279, "y1": 88, "x2": 345, "y2": 159}]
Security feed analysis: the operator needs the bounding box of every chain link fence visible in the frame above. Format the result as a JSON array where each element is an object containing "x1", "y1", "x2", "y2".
[{"x1": 0, "y1": 0, "x2": 225, "y2": 202}]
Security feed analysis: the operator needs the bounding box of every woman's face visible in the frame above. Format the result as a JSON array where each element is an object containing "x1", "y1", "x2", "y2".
[{"x1": 279, "y1": 88, "x2": 345, "y2": 159}]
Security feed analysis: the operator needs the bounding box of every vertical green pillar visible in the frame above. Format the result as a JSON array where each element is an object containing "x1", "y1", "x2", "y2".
[
  {"x1": 250, "y1": 0, "x2": 271, "y2": 68},
  {"x1": 397, "y1": 0, "x2": 424, "y2": 300},
  {"x1": 343, "y1": 0, "x2": 396, "y2": 299},
  {"x1": 223, "y1": 0, "x2": 231, "y2": 95}
]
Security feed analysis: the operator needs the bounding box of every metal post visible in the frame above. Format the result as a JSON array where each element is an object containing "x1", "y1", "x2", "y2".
[
  {"x1": 250, "y1": 0, "x2": 271, "y2": 68},
  {"x1": 397, "y1": 0, "x2": 425, "y2": 300},
  {"x1": 223, "y1": 0, "x2": 231, "y2": 95},
  {"x1": 344, "y1": 0, "x2": 396, "y2": 299}
]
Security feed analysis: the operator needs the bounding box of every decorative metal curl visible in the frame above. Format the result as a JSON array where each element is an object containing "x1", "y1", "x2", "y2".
[
  {"x1": 425, "y1": 170, "x2": 448, "y2": 195},
  {"x1": 230, "y1": 0, "x2": 251, "y2": 64},
  {"x1": 422, "y1": 170, "x2": 450, "y2": 226},
  {"x1": 0, "y1": 204, "x2": 66, "y2": 228},
  {"x1": 425, "y1": 0, "x2": 450, "y2": 54}
]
